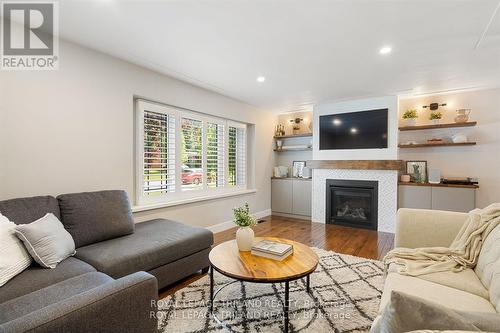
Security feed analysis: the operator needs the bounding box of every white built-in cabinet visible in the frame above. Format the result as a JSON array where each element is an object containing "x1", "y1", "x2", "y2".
[
  {"x1": 398, "y1": 184, "x2": 476, "y2": 212},
  {"x1": 271, "y1": 178, "x2": 312, "y2": 217}
]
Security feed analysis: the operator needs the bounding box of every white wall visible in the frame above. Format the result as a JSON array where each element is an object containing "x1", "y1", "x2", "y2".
[
  {"x1": 399, "y1": 88, "x2": 500, "y2": 208},
  {"x1": 313, "y1": 96, "x2": 399, "y2": 160},
  {"x1": 0, "y1": 40, "x2": 275, "y2": 228},
  {"x1": 310, "y1": 96, "x2": 399, "y2": 232}
]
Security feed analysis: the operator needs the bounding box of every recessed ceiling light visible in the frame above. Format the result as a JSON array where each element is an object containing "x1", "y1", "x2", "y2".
[
  {"x1": 379, "y1": 46, "x2": 392, "y2": 55},
  {"x1": 350, "y1": 127, "x2": 358, "y2": 134},
  {"x1": 333, "y1": 119, "x2": 342, "y2": 126},
  {"x1": 256, "y1": 76, "x2": 266, "y2": 83}
]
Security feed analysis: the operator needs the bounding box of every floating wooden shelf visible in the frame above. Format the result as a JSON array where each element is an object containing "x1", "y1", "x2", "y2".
[
  {"x1": 307, "y1": 160, "x2": 404, "y2": 170},
  {"x1": 274, "y1": 133, "x2": 312, "y2": 139},
  {"x1": 271, "y1": 177, "x2": 312, "y2": 181},
  {"x1": 274, "y1": 147, "x2": 312, "y2": 152},
  {"x1": 398, "y1": 142, "x2": 476, "y2": 148},
  {"x1": 398, "y1": 182, "x2": 479, "y2": 189},
  {"x1": 399, "y1": 121, "x2": 477, "y2": 131}
]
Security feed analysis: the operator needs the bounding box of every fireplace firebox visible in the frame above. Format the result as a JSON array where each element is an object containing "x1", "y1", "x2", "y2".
[{"x1": 325, "y1": 179, "x2": 378, "y2": 230}]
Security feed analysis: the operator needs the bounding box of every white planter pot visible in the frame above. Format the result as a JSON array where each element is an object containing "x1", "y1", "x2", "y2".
[
  {"x1": 405, "y1": 118, "x2": 416, "y2": 126},
  {"x1": 236, "y1": 227, "x2": 254, "y2": 251},
  {"x1": 431, "y1": 119, "x2": 440, "y2": 125}
]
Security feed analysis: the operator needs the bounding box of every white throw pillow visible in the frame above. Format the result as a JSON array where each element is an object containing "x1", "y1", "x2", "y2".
[
  {"x1": 15, "y1": 213, "x2": 76, "y2": 269},
  {"x1": 0, "y1": 213, "x2": 32, "y2": 287}
]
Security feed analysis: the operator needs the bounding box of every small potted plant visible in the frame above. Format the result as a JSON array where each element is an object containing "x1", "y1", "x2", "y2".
[
  {"x1": 429, "y1": 111, "x2": 443, "y2": 125},
  {"x1": 233, "y1": 203, "x2": 257, "y2": 251},
  {"x1": 402, "y1": 109, "x2": 418, "y2": 126}
]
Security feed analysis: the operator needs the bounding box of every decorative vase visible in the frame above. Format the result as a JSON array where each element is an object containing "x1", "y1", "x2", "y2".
[
  {"x1": 276, "y1": 140, "x2": 283, "y2": 150},
  {"x1": 455, "y1": 109, "x2": 471, "y2": 123},
  {"x1": 236, "y1": 227, "x2": 254, "y2": 251},
  {"x1": 405, "y1": 118, "x2": 416, "y2": 126}
]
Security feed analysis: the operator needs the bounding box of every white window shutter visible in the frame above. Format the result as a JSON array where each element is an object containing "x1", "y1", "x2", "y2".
[
  {"x1": 207, "y1": 122, "x2": 225, "y2": 188},
  {"x1": 236, "y1": 127, "x2": 246, "y2": 186},
  {"x1": 228, "y1": 123, "x2": 247, "y2": 187},
  {"x1": 142, "y1": 109, "x2": 176, "y2": 196},
  {"x1": 181, "y1": 117, "x2": 203, "y2": 191}
]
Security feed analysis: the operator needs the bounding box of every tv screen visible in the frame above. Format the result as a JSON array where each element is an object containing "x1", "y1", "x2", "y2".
[{"x1": 319, "y1": 109, "x2": 388, "y2": 150}]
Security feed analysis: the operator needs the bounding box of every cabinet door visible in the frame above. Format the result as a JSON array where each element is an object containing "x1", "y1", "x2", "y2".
[
  {"x1": 398, "y1": 185, "x2": 432, "y2": 209},
  {"x1": 431, "y1": 187, "x2": 475, "y2": 212},
  {"x1": 292, "y1": 180, "x2": 312, "y2": 216},
  {"x1": 271, "y1": 179, "x2": 293, "y2": 213}
]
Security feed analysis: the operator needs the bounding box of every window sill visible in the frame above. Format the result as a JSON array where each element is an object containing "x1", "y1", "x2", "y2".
[{"x1": 132, "y1": 188, "x2": 258, "y2": 213}]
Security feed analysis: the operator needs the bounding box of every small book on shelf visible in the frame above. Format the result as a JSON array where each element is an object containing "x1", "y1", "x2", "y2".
[{"x1": 251, "y1": 240, "x2": 293, "y2": 261}]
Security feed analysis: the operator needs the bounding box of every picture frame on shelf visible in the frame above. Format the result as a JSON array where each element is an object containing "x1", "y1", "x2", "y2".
[
  {"x1": 406, "y1": 160, "x2": 427, "y2": 183},
  {"x1": 292, "y1": 161, "x2": 306, "y2": 178}
]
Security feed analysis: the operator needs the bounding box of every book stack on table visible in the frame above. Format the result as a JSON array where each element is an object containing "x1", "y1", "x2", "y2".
[{"x1": 251, "y1": 240, "x2": 294, "y2": 261}]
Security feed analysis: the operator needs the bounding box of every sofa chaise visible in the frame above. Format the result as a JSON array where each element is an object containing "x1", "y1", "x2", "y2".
[
  {"x1": 372, "y1": 208, "x2": 500, "y2": 329},
  {"x1": 0, "y1": 190, "x2": 214, "y2": 333}
]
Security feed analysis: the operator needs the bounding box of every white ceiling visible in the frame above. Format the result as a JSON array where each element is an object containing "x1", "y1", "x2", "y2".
[{"x1": 57, "y1": 0, "x2": 500, "y2": 112}]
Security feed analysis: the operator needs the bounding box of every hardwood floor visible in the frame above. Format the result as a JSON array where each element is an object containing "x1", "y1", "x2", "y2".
[{"x1": 159, "y1": 215, "x2": 394, "y2": 298}]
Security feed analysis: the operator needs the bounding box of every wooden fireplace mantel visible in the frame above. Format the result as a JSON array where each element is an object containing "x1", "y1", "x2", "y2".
[{"x1": 307, "y1": 160, "x2": 404, "y2": 171}]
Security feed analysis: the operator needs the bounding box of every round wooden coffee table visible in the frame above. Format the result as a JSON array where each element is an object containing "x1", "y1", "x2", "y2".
[{"x1": 208, "y1": 237, "x2": 319, "y2": 333}]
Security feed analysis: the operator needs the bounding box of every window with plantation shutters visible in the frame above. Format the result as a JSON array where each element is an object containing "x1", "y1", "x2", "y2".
[
  {"x1": 136, "y1": 99, "x2": 249, "y2": 206},
  {"x1": 142, "y1": 109, "x2": 176, "y2": 196},
  {"x1": 228, "y1": 124, "x2": 246, "y2": 187},
  {"x1": 181, "y1": 117, "x2": 203, "y2": 191},
  {"x1": 236, "y1": 126, "x2": 246, "y2": 185},
  {"x1": 206, "y1": 122, "x2": 225, "y2": 188}
]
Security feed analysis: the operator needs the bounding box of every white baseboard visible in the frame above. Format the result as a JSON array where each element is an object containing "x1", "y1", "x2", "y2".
[
  {"x1": 271, "y1": 211, "x2": 312, "y2": 221},
  {"x1": 206, "y1": 220, "x2": 234, "y2": 233},
  {"x1": 254, "y1": 209, "x2": 272, "y2": 220},
  {"x1": 206, "y1": 208, "x2": 272, "y2": 233}
]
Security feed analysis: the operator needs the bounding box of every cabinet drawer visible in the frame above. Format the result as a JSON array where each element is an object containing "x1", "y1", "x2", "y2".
[
  {"x1": 271, "y1": 179, "x2": 293, "y2": 213},
  {"x1": 431, "y1": 187, "x2": 475, "y2": 212},
  {"x1": 292, "y1": 180, "x2": 312, "y2": 216},
  {"x1": 398, "y1": 185, "x2": 432, "y2": 209}
]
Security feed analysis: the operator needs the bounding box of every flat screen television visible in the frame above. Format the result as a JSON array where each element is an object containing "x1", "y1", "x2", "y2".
[{"x1": 319, "y1": 109, "x2": 388, "y2": 150}]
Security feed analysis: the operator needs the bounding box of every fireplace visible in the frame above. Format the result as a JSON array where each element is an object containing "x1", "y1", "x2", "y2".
[{"x1": 325, "y1": 179, "x2": 378, "y2": 230}]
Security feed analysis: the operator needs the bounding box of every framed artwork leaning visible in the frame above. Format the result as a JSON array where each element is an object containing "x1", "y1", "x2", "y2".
[
  {"x1": 292, "y1": 161, "x2": 306, "y2": 178},
  {"x1": 406, "y1": 160, "x2": 427, "y2": 183}
]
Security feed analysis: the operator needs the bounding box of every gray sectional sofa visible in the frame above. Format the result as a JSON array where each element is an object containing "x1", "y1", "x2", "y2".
[{"x1": 0, "y1": 190, "x2": 214, "y2": 333}]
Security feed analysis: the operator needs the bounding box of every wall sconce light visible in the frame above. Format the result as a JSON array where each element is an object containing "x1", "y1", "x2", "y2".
[
  {"x1": 289, "y1": 118, "x2": 304, "y2": 134},
  {"x1": 422, "y1": 102, "x2": 447, "y2": 111},
  {"x1": 289, "y1": 117, "x2": 304, "y2": 124}
]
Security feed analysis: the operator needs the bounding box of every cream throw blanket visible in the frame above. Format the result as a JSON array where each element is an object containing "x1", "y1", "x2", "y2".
[{"x1": 384, "y1": 203, "x2": 500, "y2": 276}]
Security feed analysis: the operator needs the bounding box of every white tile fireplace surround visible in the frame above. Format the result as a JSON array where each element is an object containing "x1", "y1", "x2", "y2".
[{"x1": 311, "y1": 168, "x2": 398, "y2": 233}]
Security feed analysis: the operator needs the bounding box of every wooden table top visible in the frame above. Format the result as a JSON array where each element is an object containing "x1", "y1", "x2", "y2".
[{"x1": 209, "y1": 237, "x2": 319, "y2": 282}]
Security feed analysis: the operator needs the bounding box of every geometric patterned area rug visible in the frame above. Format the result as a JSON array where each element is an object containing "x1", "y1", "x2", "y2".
[{"x1": 157, "y1": 248, "x2": 385, "y2": 333}]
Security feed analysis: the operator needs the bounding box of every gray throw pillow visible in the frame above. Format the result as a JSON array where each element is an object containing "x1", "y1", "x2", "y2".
[
  {"x1": 57, "y1": 190, "x2": 134, "y2": 248},
  {"x1": 14, "y1": 213, "x2": 76, "y2": 268},
  {"x1": 371, "y1": 291, "x2": 482, "y2": 333}
]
